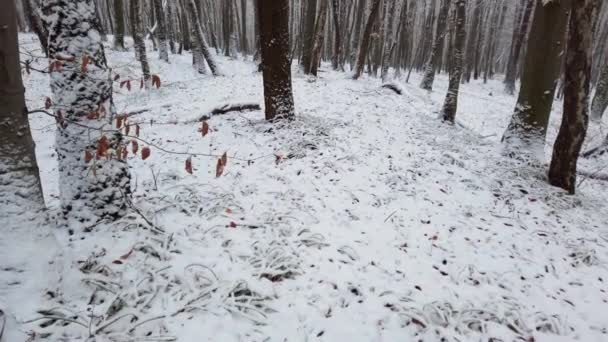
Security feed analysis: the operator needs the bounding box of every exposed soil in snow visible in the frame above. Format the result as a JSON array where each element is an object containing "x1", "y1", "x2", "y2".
[{"x1": 2, "y1": 35, "x2": 608, "y2": 342}]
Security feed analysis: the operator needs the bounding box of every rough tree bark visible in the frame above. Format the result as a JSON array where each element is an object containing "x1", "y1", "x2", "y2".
[
  {"x1": 463, "y1": 0, "x2": 482, "y2": 82},
  {"x1": 502, "y1": 0, "x2": 572, "y2": 156},
  {"x1": 504, "y1": 0, "x2": 534, "y2": 95},
  {"x1": 153, "y1": 0, "x2": 169, "y2": 62},
  {"x1": 113, "y1": 0, "x2": 126, "y2": 50},
  {"x1": 440, "y1": 0, "x2": 466, "y2": 123},
  {"x1": 591, "y1": 62, "x2": 608, "y2": 121},
  {"x1": 349, "y1": 0, "x2": 366, "y2": 67},
  {"x1": 131, "y1": 0, "x2": 151, "y2": 84},
  {"x1": 257, "y1": 0, "x2": 295, "y2": 121},
  {"x1": 241, "y1": 0, "x2": 248, "y2": 54},
  {"x1": 420, "y1": 0, "x2": 452, "y2": 90},
  {"x1": 549, "y1": 0, "x2": 600, "y2": 194},
  {"x1": 352, "y1": 0, "x2": 382, "y2": 80},
  {"x1": 43, "y1": 0, "x2": 132, "y2": 226},
  {"x1": 379, "y1": 0, "x2": 397, "y2": 82},
  {"x1": 188, "y1": 0, "x2": 221, "y2": 76},
  {"x1": 0, "y1": 0, "x2": 45, "y2": 221}
]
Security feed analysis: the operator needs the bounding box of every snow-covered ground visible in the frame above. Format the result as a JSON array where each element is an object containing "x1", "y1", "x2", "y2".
[{"x1": 2, "y1": 35, "x2": 608, "y2": 342}]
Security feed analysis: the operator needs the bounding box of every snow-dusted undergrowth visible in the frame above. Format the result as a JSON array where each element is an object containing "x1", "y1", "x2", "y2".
[{"x1": 2, "y1": 35, "x2": 608, "y2": 342}]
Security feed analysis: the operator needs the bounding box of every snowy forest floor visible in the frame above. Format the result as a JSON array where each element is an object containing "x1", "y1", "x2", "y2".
[{"x1": 2, "y1": 35, "x2": 608, "y2": 342}]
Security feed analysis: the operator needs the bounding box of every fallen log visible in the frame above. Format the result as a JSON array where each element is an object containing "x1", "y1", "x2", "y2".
[
  {"x1": 198, "y1": 103, "x2": 261, "y2": 121},
  {"x1": 381, "y1": 82, "x2": 403, "y2": 95}
]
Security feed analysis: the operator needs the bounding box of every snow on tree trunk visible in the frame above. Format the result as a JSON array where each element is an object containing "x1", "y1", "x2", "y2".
[
  {"x1": 548, "y1": 0, "x2": 600, "y2": 194},
  {"x1": 0, "y1": 0, "x2": 45, "y2": 222},
  {"x1": 440, "y1": 0, "x2": 466, "y2": 123},
  {"x1": 113, "y1": 0, "x2": 126, "y2": 50},
  {"x1": 352, "y1": 0, "x2": 382, "y2": 80},
  {"x1": 43, "y1": 0, "x2": 131, "y2": 227},
  {"x1": 131, "y1": 0, "x2": 151, "y2": 84},
  {"x1": 590, "y1": 62, "x2": 608, "y2": 121},
  {"x1": 153, "y1": 0, "x2": 169, "y2": 62},
  {"x1": 187, "y1": 0, "x2": 221, "y2": 76},
  {"x1": 502, "y1": 0, "x2": 571, "y2": 158},
  {"x1": 420, "y1": 0, "x2": 452, "y2": 91},
  {"x1": 257, "y1": 0, "x2": 295, "y2": 121},
  {"x1": 504, "y1": 0, "x2": 534, "y2": 95}
]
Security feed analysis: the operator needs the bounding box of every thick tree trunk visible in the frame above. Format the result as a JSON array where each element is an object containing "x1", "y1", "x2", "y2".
[
  {"x1": 0, "y1": 0, "x2": 45, "y2": 221},
  {"x1": 352, "y1": 0, "x2": 382, "y2": 79},
  {"x1": 349, "y1": 0, "x2": 366, "y2": 67},
  {"x1": 166, "y1": 0, "x2": 177, "y2": 54},
  {"x1": 420, "y1": 0, "x2": 452, "y2": 90},
  {"x1": 440, "y1": 0, "x2": 466, "y2": 123},
  {"x1": 591, "y1": 62, "x2": 608, "y2": 121},
  {"x1": 43, "y1": 0, "x2": 132, "y2": 227},
  {"x1": 131, "y1": 0, "x2": 151, "y2": 83},
  {"x1": 257, "y1": 0, "x2": 296, "y2": 121},
  {"x1": 502, "y1": 0, "x2": 571, "y2": 156},
  {"x1": 549, "y1": 0, "x2": 600, "y2": 194},
  {"x1": 153, "y1": 0, "x2": 169, "y2": 62},
  {"x1": 301, "y1": 0, "x2": 318, "y2": 73},
  {"x1": 188, "y1": 0, "x2": 221, "y2": 76},
  {"x1": 112, "y1": 0, "x2": 126, "y2": 50},
  {"x1": 504, "y1": 0, "x2": 534, "y2": 95}
]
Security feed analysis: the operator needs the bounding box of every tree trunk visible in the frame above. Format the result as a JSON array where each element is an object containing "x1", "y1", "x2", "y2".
[
  {"x1": 131, "y1": 0, "x2": 151, "y2": 83},
  {"x1": 463, "y1": 0, "x2": 482, "y2": 82},
  {"x1": 352, "y1": 0, "x2": 382, "y2": 79},
  {"x1": 43, "y1": 0, "x2": 132, "y2": 227},
  {"x1": 23, "y1": 0, "x2": 49, "y2": 56},
  {"x1": 440, "y1": 0, "x2": 466, "y2": 123},
  {"x1": 504, "y1": 0, "x2": 534, "y2": 95},
  {"x1": 112, "y1": 0, "x2": 126, "y2": 50},
  {"x1": 420, "y1": 0, "x2": 452, "y2": 90},
  {"x1": 311, "y1": 0, "x2": 329, "y2": 76},
  {"x1": 188, "y1": 0, "x2": 221, "y2": 76},
  {"x1": 349, "y1": 0, "x2": 366, "y2": 67},
  {"x1": 0, "y1": 0, "x2": 45, "y2": 220},
  {"x1": 502, "y1": 0, "x2": 571, "y2": 155},
  {"x1": 153, "y1": 0, "x2": 169, "y2": 62},
  {"x1": 330, "y1": 0, "x2": 342, "y2": 70},
  {"x1": 301, "y1": 0, "x2": 318, "y2": 73},
  {"x1": 256, "y1": 0, "x2": 296, "y2": 121},
  {"x1": 591, "y1": 62, "x2": 608, "y2": 121},
  {"x1": 241, "y1": 0, "x2": 248, "y2": 54},
  {"x1": 549, "y1": 0, "x2": 600, "y2": 194},
  {"x1": 380, "y1": 0, "x2": 397, "y2": 82}
]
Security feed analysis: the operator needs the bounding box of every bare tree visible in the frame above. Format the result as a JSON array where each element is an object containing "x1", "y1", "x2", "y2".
[
  {"x1": 0, "y1": 0, "x2": 45, "y2": 221},
  {"x1": 131, "y1": 0, "x2": 151, "y2": 83},
  {"x1": 301, "y1": 0, "x2": 318, "y2": 73},
  {"x1": 420, "y1": 0, "x2": 452, "y2": 90},
  {"x1": 310, "y1": 0, "x2": 329, "y2": 76},
  {"x1": 23, "y1": 0, "x2": 49, "y2": 56},
  {"x1": 257, "y1": 0, "x2": 295, "y2": 121},
  {"x1": 504, "y1": 0, "x2": 534, "y2": 95},
  {"x1": 153, "y1": 0, "x2": 169, "y2": 62},
  {"x1": 352, "y1": 0, "x2": 382, "y2": 79},
  {"x1": 549, "y1": 0, "x2": 600, "y2": 194},
  {"x1": 113, "y1": 0, "x2": 126, "y2": 50},
  {"x1": 591, "y1": 63, "x2": 608, "y2": 121},
  {"x1": 440, "y1": 0, "x2": 466, "y2": 123},
  {"x1": 188, "y1": 0, "x2": 221, "y2": 76}
]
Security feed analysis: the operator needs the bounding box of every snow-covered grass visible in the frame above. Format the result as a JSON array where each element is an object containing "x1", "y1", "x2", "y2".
[{"x1": 2, "y1": 34, "x2": 608, "y2": 342}]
